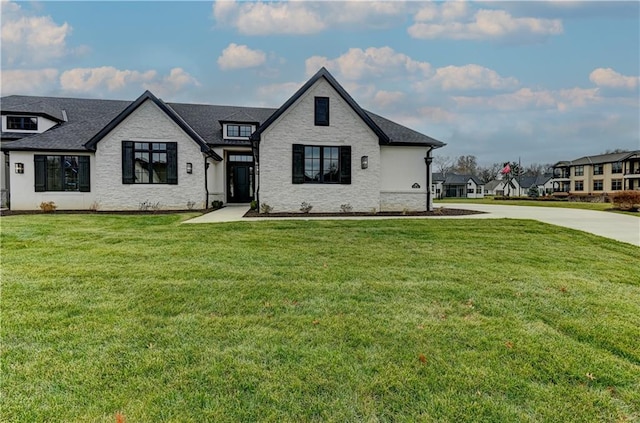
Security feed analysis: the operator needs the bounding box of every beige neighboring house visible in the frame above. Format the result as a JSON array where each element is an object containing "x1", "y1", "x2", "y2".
[{"x1": 552, "y1": 150, "x2": 640, "y2": 195}]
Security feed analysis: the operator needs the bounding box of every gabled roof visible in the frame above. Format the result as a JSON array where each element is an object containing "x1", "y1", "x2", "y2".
[
  {"x1": 84, "y1": 90, "x2": 221, "y2": 160},
  {"x1": 1, "y1": 71, "x2": 446, "y2": 154},
  {"x1": 555, "y1": 150, "x2": 640, "y2": 167},
  {"x1": 437, "y1": 173, "x2": 483, "y2": 186},
  {"x1": 251, "y1": 67, "x2": 390, "y2": 144}
]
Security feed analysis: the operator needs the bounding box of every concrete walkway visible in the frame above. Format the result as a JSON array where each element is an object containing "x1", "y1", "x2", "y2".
[{"x1": 184, "y1": 203, "x2": 640, "y2": 247}]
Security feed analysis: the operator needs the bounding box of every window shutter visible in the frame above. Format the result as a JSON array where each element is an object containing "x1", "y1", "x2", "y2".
[
  {"x1": 292, "y1": 144, "x2": 304, "y2": 184},
  {"x1": 166, "y1": 143, "x2": 178, "y2": 185},
  {"x1": 78, "y1": 156, "x2": 90, "y2": 192},
  {"x1": 339, "y1": 146, "x2": 351, "y2": 184},
  {"x1": 122, "y1": 141, "x2": 134, "y2": 184},
  {"x1": 34, "y1": 155, "x2": 46, "y2": 192}
]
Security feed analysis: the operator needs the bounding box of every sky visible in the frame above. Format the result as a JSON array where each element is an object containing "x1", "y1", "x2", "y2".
[{"x1": 1, "y1": 0, "x2": 639, "y2": 167}]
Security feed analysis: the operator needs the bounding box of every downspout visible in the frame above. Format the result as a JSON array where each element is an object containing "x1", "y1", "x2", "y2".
[
  {"x1": 204, "y1": 158, "x2": 210, "y2": 209},
  {"x1": 425, "y1": 148, "x2": 433, "y2": 212},
  {"x1": 251, "y1": 138, "x2": 259, "y2": 208}
]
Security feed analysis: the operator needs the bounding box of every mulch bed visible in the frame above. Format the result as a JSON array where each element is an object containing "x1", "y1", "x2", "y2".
[
  {"x1": 243, "y1": 208, "x2": 484, "y2": 218},
  {"x1": 0, "y1": 209, "x2": 208, "y2": 217}
]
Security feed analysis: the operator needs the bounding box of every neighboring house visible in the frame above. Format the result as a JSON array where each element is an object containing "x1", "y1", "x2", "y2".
[
  {"x1": 1, "y1": 68, "x2": 445, "y2": 212},
  {"x1": 484, "y1": 178, "x2": 522, "y2": 196},
  {"x1": 552, "y1": 151, "x2": 640, "y2": 195},
  {"x1": 518, "y1": 174, "x2": 554, "y2": 196},
  {"x1": 432, "y1": 173, "x2": 484, "y2": 199}
]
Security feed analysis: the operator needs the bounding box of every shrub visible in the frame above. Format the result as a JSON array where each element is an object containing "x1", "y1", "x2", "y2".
[
  {"x1": 250, "y1": 200, "x2": 257, "y2": 211},
  {"x1": 39, "y1": 201, "x2": 57, "y2": 213},
  {"x1": 611, "y1": 190, "x2": 640, "y2": 211},
  {"x1": 300, "y1": 202, "x2": 313, "y2": 213},
  {"x1": 186, "y1": 200, "x2": 196, "y2": 210},
  {"x1": 340, "y1": 203, "x2": 353, "y2": 213},
  {"x1": 528, "y1": 186, "x2": 539, "y2": 198},
  {"x1": 211, "y1": 200, "x2": 223, "y2": 210},
  {"x1": 260, "y1": 203, "x2": 273, "y2": 214}
]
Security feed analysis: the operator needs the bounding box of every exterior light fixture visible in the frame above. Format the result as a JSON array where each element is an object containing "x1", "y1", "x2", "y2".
[
  {"x1": 15, "y1": 163, "x2": 24, "y2": 174},
  {"x1": 186, "y1": 162, "x2": 193, "y2": 174},
  {"x1": 361, "y1": 156, "x2": 368, "y2": 169}
]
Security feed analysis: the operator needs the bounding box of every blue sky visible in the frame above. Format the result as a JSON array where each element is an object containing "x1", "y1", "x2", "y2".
[{"x1": 2, "y1": 1, "x2": 638, "y2": 167}]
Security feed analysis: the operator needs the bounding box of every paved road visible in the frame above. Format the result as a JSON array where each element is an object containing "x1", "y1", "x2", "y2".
[
  {"x1": 185, "y1": 204, "x2": 640, "y2": 247},
  {"x1": 439, "y1": 203, "x2": 640, "y2": 247}
]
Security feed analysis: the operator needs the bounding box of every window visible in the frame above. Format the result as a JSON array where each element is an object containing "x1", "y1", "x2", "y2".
[
  {"x1": 314, "y1": 97, "x2": 329, "y2": 126},
  {"x1": 611, "y1": 179, "x2": 622, "y2": 191},
  {"x1": 228, "y1": 154, "x2": 252, "y2": 162},
  {"x1": 612, "y1": 162, "x2": 622, "y2": 174},
  {"x1": 7, "y1": 116, "x2": 38, "y2": 130},
  {"x1": 292, "y1": 144, "x2": 350, "y2": 184},
  {"x1": 122, "y1": 141, "x2": 177, "y2": 184},
  {"x1": 468, "y1": 188, "x2": 475, "y2": 194},
  {"x1": 593, "y1": 164, "x2": 603, "y2": 175},
  {"x1": 227, "y1": 124, "x2": 252, "y2": 138},
  {"x1": 574, "y1": 165, "x2": 584, "y2": 176},
  {"x1": 574, "y1": 180, "x2": 584, "y2": 191},
  {"x1": 593, "y1": 180, "x2": 603, "y2": 191},
  {"x1": 34, "y1": 155, "x2": 90, "y2": 192}
]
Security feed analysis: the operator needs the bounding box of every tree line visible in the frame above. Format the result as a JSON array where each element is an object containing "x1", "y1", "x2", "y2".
[{"x1": 433, "y1": 155, "x2": 553, "y2": 183}]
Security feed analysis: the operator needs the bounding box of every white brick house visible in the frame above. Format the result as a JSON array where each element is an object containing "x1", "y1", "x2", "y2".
[{"x1": 1, "y1": 68, "x2": 445, "y2": 212}]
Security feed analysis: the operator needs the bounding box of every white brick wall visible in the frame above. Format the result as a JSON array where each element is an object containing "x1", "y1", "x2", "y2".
[
  {"x1": 259, "y1": 78, "x2": 381, "y2": 213},
  {"x1": 94, "y1": 100, "x2": 207, "y2": 210}
]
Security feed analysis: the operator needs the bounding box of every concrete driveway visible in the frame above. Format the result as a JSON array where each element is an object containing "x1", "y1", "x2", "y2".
[
  {"x1": 184, "y1": 203, "x2": 640, "y2": 247},
  {"x1": 439, "y1": 203, "x2": 640, "y2": 247}
]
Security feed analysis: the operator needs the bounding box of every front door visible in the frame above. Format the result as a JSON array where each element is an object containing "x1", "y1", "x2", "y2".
[{"x1": 227, "y1": 154, "x2": 254, "y2": 203}]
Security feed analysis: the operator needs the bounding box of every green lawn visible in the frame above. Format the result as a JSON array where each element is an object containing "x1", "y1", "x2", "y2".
[{"x1": 2, "y1": 214, "x2": 639, "y2": 422}]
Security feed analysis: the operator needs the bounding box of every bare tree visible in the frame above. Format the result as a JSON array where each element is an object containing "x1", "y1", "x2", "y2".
[
  {"x1": 453, "y1": 155, "x2": 478, "y2": 175},
  {"x1": 602, "y1": 148, "x2": 629, "y2": 154},
  {"x1": 433, "y1": 155, "x2": 454, "y2": 176},
  {"x1": 523, "y1": 163, "x2": 552, "y2": 177},
  {"x1": 477, "y1": 162, "x2": 503, "y2": 183}
]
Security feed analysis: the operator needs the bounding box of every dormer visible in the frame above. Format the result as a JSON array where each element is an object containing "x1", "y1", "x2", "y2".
[
  {"x1": 1, "y1": 113, "x2": 60, "y2": 135},
  {"x1": 222, "y1": 122, "x2": 256, "y2": 140}
]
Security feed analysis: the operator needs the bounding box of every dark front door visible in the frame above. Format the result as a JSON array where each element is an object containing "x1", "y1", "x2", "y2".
[{"x1": 227, "y1": 158, "x2": 254, "y2": 203}]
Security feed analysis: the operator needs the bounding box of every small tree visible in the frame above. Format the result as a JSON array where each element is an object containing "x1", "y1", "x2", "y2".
[{"x1": 528, "y1": 186, "x2": 539, "y2": 198}]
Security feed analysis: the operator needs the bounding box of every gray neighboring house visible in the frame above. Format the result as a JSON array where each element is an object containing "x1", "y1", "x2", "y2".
[
  {"x1": 1, "y1": 68, "x2": 446, "y2": 211},
  {"x1": 432, "y1": 172, "x2": 484, "y2": 199},
  {"x1": 518, "y1": 174, "x2": 554, "y2": 196}
]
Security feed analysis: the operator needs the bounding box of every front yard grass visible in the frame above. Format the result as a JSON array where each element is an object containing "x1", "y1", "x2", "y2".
[{"x1": 1, "y1": 214, "x2": 639, "y2": 422}]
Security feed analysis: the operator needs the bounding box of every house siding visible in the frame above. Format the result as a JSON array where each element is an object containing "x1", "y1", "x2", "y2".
[
  {"x1": 259, "y1": 78, "x2": 381, "y2": 213},
  {"x1": 380, "y1": 146, "x2": 429, "y2": 211},
  {"x1": 8, "y1": 150, "x2": 97, "y2": 210},
  {"x1": 94, "y1": 100, "x2": 206, "y2": 210}
]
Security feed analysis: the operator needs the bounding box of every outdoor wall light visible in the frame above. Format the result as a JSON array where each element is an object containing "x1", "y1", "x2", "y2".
[
  {"x1": 186, "y1": 162, "x2": 193, "y2": 174},
  {"x1": 361, "y1": 156, "x2": 368, "y2": 169},
  {"x1": 15, "y1": 163, "x2": 24, "y2": 174}
]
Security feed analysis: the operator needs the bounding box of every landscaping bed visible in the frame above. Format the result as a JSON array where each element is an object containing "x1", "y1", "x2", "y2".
[{"x1": 243, "y1": 207, "x2": 484, "y2": 218}]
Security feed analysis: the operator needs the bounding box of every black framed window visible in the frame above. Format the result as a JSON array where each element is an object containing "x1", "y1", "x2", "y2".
[
  {"x1": 122, "y1": 141, "x2": 177, "y2": 184},
  {"x1": 593, "y1": 180, "x2": 603, "y2": 191},
  {"x1": 593, "y1": 164, "x2": 603, "y2": 175},
  {"x1": 611, "y1": 179, "x2": 622, "y2": 191},
  {"x1": 292, "y1": 144, "x2": 350, "y2": 184},
  {"x1": 574, "y1": 166, "x2": 584, "y2": 176},
  {"x1": 314, "y1": 97, "x2": 329, "y2": 126},
  {"x1": 574, "y1": 180, "x2": 584, "y2": 191},
  {"x1": 612, "y1": 162, "x2": 622, "y2": 174},
  {"x1": 227, "y1": 124, "x2": 252, "y2": 138},
  {"x1": 7, "y1": 116, "x2": 38, "y2": 130},
  {"x1": 34, "y1": 155, "x2": 90, "y2": 192}
]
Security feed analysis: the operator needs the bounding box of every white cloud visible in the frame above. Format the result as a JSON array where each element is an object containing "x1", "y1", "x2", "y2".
[
  {"x1": 213, "y1": 0, "x2": 407, "y2": 35},
  {"x1": 0, "y1": 68, "x2": 59, "y2": 95},
  {"x1": 305, "y1": 47, "x2": 431, "y2": 80},
  {"x1": 452, "y1": 87, "x2": 600, "y2": 112},
  {"x1": 60, "y1": 67, "x2": 157, "y2": 93},
  {"x1": 217, "y1": 43, "x2": 266, "y2": 70},
  {"x1": 143, "y1": 68, "x2": 201, "y2": 98},
  {"x1": 419, "y1": 64, "x2": 519, "y2": 91},
  {"x1": 418, "y1": 106, "x2": 457, "y2": 124},
  {"x1": 1, "y1": 0, "x2": 72, "y2": 66},
  {"x1": 408, "y1": 5, "x2": 563, "y2": 41},
  {"x1": 373, "y1": 90, "x2": 405, "y2": 108},
  {"x1": 589, "y1": 68, "x2": 639, "y2": 90},
  {"x1": 254, "y1": 81, "x2": 302, "y2": 106}
]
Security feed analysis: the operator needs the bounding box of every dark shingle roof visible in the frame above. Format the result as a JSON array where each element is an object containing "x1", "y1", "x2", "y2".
[
  {"x1": 2, "y1": 82, "x2": 446, "y2": 152},
  {"x1": 557, "y1": 151, "x2": 640, "y2": 167},
  {"x1": 435, "y1": 173, "x2": 483, "y2": 185}
]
